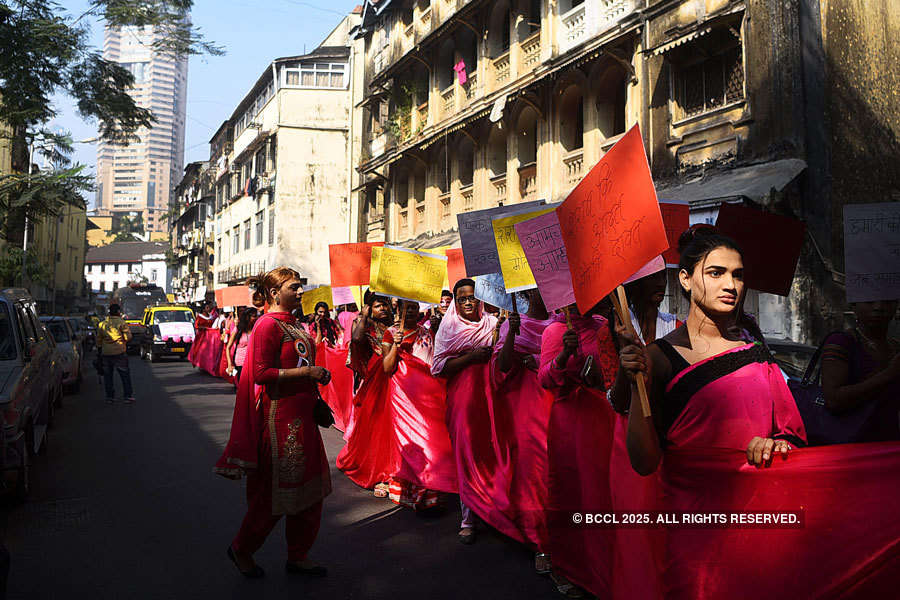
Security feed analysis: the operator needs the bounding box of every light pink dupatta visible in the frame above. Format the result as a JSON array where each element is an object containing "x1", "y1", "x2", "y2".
[{"x1": 431, "y1": 298, "x2": 497, "y2": 375}]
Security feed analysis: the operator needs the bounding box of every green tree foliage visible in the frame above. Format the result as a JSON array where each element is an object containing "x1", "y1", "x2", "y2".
[
  {"x1": 0, "y1": 246, "x2": 50, "y2": 287},
  {"x1": 0, "y1": 1, "x2": 222, "y2": 238}
]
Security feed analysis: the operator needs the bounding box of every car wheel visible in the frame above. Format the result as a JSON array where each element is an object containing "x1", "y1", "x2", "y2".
[
  {"x1": 149, "y1": 347, "x2": 158, "y2": 363},
  {"x1": 139, "y1": 346, "x2": 146, "y2": 360}
]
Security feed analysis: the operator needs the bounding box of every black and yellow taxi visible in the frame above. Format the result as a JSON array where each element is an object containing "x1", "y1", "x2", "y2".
[{"x1": 137, "y1": 304, "x2": 196, "y2": 362}]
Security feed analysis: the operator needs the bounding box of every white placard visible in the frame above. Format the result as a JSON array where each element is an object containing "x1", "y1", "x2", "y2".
[{"x1": 844, "y1": 202, "x2": 900, "y2": 302}]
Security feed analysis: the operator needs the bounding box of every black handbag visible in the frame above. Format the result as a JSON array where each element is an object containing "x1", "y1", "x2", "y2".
[
  {"x1": 787, "y1": 331, "x2": 880, "y2": 445},
  {"x1": 313, "y1": 393, "x2": 335, "y2": 429}
]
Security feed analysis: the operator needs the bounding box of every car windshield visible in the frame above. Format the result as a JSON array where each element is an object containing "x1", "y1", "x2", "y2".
[
  {"x1": 153, "y1": 310, "x2": 192, "y2": 324},
  {"x1": 45, "y1": 320, "x2": 71, "y2": 343},
  {"x1": 0, "y1": 306, "x2": 16, "y2": 360}
]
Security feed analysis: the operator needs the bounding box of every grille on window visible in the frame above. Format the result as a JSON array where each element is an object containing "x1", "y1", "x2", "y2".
[
  {"x1": 724, "y1": 47, "x2": 744, "y2": 104},
  {"x1": 680, "y1": 63, "x2": 705, "y2": 118}
]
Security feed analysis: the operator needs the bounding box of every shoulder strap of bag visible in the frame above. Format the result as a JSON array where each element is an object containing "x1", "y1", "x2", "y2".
[{"x1": 800, "y1": 330, "x2": 851, "y2": 386}]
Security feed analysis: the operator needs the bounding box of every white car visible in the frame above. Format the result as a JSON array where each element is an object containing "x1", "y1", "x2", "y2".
[{"x1": 40, "y1": 317, "x2": 82, "y2": 393}]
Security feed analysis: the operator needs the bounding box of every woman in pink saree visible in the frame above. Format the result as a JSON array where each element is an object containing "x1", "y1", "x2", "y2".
[
  {"x1": 382, "y1": 300, "x2": 454, "y2": 509},
  {"x1": 432, "y1": 278, "x2": 497, "y2": 544},
  {"x1": 619, "y1": 229, "x2": 808, "y2": 599},
  {"x1": 489, "y1": 290, "x2": 554, "y2": 567}
]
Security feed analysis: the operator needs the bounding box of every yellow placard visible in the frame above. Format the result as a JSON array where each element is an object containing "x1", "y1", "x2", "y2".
[
  {"x1": 369, "y1": 246, "x2": 383, "y2": 287},
  {"x1": 372, "y1": 247, "x2": 447, "y2": 304},
  {"x1": 301, "y1": 285, "x2": 333, "y2": 316},
  {"x1": 492, "y1": 206, "x2": 557, "y2": 292}
]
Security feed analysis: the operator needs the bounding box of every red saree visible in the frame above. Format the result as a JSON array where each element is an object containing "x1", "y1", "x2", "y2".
[
  {"x1": 335, "y1": 352, "x2": 397, "y2": 489},
  {"x1": 390, "y1": 349, "x2": 456, "y2": 494},
  {"x1": 188, "y1": 326, "x2": 224, "y2": 376}
]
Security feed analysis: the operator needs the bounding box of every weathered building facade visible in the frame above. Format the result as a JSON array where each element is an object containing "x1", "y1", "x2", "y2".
[
  {"x1": 211, "y1": 10, "x2": 364, "y2": 289},
  {"x1": 352, "y1": 0, "x2": 899, "y2": 344},
  {"x1": 169, "y1": 161, "x2": 214, "y2": 302}
]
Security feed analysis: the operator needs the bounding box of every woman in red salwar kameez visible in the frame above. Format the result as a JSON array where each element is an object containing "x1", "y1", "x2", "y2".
[
  {"x1": 619, "y1": 229, "x2": 806, "y2": 599},
  {"x1": 215, "y1": 268, "x2": 332, "y2": 579}
]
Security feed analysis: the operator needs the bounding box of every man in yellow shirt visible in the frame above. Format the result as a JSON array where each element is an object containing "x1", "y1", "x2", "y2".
[{"x1": 97, "y1": 304, "x2": 135, "y2": 403}]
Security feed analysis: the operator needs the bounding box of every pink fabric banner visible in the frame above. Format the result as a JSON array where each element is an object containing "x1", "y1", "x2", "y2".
[{"x1": 188, "y1": 327, "x2": 224, "y2": 376}]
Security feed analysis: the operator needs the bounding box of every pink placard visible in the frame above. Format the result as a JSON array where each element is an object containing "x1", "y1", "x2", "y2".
[
  {"x1": 332, "y1": 286, "x2": 354, "y2": 306},
  {"x1": 624, "y1": 255, "x2": 665, "y2": 284},
  {"x1": 514, "y1": 211, "x2": 576, "y2": 311}
]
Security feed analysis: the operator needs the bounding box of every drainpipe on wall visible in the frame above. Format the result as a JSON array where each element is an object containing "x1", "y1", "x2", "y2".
[{"x1": 346, "y1": 43, "x2": 355, "y2": 243}]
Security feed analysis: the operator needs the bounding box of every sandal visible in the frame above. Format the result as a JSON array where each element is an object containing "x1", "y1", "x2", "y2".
[
  {"x1": 227, "y1": 546, "x2": 264, "y2": 579},
  {"x1": 550, "y1": 572, "x2": 585, "y2": 598},
  {"x1": 458, "y1": 527, "x2": 476, "y2": 545},
  {"x1": 535, "y1": 552, "x2": 552, "y2": 575}
]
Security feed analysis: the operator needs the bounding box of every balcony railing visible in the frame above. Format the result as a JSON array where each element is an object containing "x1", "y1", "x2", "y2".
[
  {"x1": 560, "y1": 3, "x2": 587, "y2": 53},
  {"x1": 520, "y1": 32, "x2": 541, "y2": 72},
  {"x1": 491, "y1": 173, "x2": 507, "y2": 203},
  {"x1": 419, "y1": 8, "x2": 433, "y2": 35},
  {"x1": 491, "y1": 52, "x2": 511, "y2": 91},
  {"x1": 415, "y1": 102, "x2": 429, "y2": 131},
  {"x1": 463, "y1": 72, "x2": 478, "y2": 103},
  {"x1": 399, "y1": 208, "x2": 409, "y2": 231},
  {"x1": 518, "y1": 163, "x2": 537, "y2": 202},
  {"x1": 402, "y1": 22, "x2": 415, "y2": 52},
  {"x1": 439, "y1": 192, "x2": 452, "y2": 225},
  {"x1": 599, "y1": 0, "x2": 636, "y2": 31},
  {"x1": 440, "y1": 85, "x2": 456, "y2": 120},
  {"x1": 370, "y1": 132, "x2": 387, "y2": 157},
  {"x1": 461, "y1": 185, "x2": 474, "y2": 212},
  {"x1": 563, "y1": 149, "x2": 584, "y2": 188}
]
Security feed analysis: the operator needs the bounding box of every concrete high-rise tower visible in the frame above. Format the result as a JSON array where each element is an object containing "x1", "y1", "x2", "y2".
[{"x1": 95, "y1": 24, "x2": 188, "y2": 233}]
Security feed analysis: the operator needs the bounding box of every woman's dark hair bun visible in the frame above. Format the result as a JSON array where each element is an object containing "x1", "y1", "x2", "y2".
[{"x1": 677, "y1": 224, "x2": 717, "y2": 255}]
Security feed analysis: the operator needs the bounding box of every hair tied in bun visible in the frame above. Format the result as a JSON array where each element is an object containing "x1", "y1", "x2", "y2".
[{"x1": 677, "y1": 223, "x2": 717, "y2": 255}]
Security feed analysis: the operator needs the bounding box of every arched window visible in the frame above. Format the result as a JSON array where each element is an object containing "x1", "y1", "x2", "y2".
[
  {"x1": 558, "y1": 84, "x2": 584, "y2": 152},
  {"x1": 488, "y1": 2, "x2": 511, "y2": 58},
  {"x1": 516, "y1": 107, "x2": 538, "y2": 165},
  {"x1": 596, "y1": 67, "x2": 627, "y2": 139},
  {"x1": 488, "y1": 124, "x2": 507, "y2": 177},
  {"x1": 457, "y1": 136, "x2": 475, "y2": 187}
]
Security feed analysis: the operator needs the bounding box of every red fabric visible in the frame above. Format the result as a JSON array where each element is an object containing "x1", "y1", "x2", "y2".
[
  {"x1": 315, "y1": 342, "x2": 353, "y2": 432},
  {"x1": 390, "y1": 351, "x2": 457, "y2": 494},
  {"x1": 335, "y1": 353, "x2": 398, "y2": 489},
  {"x1": 656, "y1": 443, "x2": 900, "y2": 600},
  {"x1": 188, "y1": 327, "x2": 224, "y2": 376}
]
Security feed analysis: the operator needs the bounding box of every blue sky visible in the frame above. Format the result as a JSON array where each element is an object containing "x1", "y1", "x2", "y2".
[{"x1": 51, "y1": 0, "x2": 361, "y2": 206}]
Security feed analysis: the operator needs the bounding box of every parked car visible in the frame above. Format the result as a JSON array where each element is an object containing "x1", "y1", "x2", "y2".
[
  {"x1": 0, "y1": 289, "x2": 55, "y2": 500},
  {"x1": 138, "y1": 304, "x2": 195, "y2": 362},
  {"x1": 41, "y1": 317, "x2": 82, "y2": 393},
  {"x1": 766, "y1": 337, "x2": 817, "y2": 383},
  {"x1": 65, "y1": 317, "x2": 89, "y2": 353}
]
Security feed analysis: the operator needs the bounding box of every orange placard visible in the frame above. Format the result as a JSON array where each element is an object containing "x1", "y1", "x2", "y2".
[
  {"x1": 446, "y1": 248, "x2": 467, "y2": 290},
  {"x1": 215, "y1": 285, "x2": 252, "y2": 308},
  {"x1": 557, "y1": 125, "x2": 668, "y2": 313},
  {"x1": 329, "y1": 242, "x2": 385, "y2": 287}
]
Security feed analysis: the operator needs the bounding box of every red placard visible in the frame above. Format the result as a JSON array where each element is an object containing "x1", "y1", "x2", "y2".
[
  {"x1": 659, "y1": 200, "x2": 690, "y2": 267},
  {"x1": 215, "y1": 285, "x2": 252, "y2": 308},
  {"x1": 329, "y1": 242, "x2": 385, "y2": 287},
  {"x1": 446, "y1": 248, "x2": 467, "y2": 289},
  {"x1": 715, "y1": 203, "x2": 806, "y2": 296},
  {"x1": 557, "y1": 125, "x2": 668, "y2": 313}
]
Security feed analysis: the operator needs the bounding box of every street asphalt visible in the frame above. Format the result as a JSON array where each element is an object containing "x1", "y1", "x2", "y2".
[{"x1": 1, "y1": 354, "x2": 563, "y2": 599}]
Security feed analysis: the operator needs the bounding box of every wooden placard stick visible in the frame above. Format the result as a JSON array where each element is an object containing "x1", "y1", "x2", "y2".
[
  {"x1": 510, "y1": 293, "x2": 520, "y2": 335},
  {"x1": 564, "y1": 304, "x2": 574, "y2": 330},
  {"x1": 614, "y1": 284, "x2": 652, "y2": 418}
]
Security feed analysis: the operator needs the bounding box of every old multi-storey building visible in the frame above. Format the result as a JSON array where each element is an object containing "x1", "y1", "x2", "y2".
[
  {"x1": 169, "y1": 161, "x2": 214, "y2": 303},
  {"x1": 212, "y1": 9, "x2": 364, "y2": 289},
  {"x1": 352, "y1": 0, "x2": 898, "y2": 344}
]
